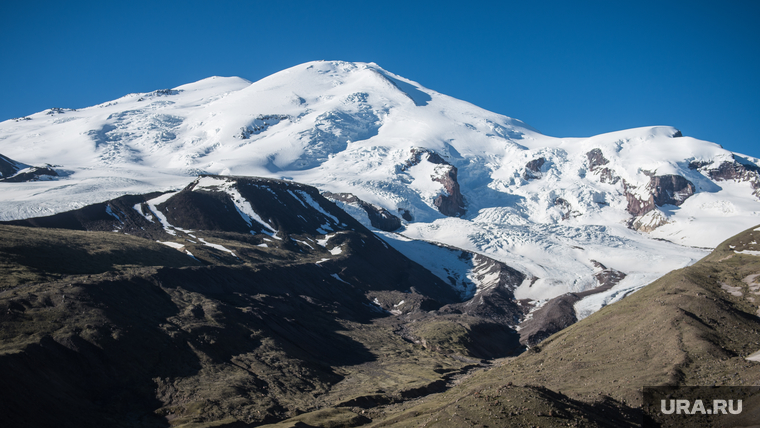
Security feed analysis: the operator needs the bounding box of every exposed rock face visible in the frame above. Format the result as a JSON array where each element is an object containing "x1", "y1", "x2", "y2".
[
  {"x1": 0, "y1": 153, "x2": 59, "y2": 182},
  {"x1": 625, "y1": 175, "x2": 695, "y2": 216},
  {"x1": 518, "y1": 261, "x2": 626, "y2": 347},
  {"x1": 403, "y1": 148, "x2": 466, "y2": 217},
  {"x1": 522, "y1": 157, "x2": 545, "y2": 180},
  {"x1": 597, "y1": 168, "x2": 621, "y2": 184},
  {"x1": 433, "y1": 165, "x2": 466, "y2": 217},
  {"x1": 703, "y1": 158, "x2": 760, "y2": 198},
  {"x1": 586, "y1": 148, "x2": 608, "y2": 170},
  {"x1": 0, "y1": 165, "x2": 59, "y2": 182},
  {"x1": 688, "y1": 160, "x2": 711, "y2": 170},
  {"x1": 438, "y1": 252, "x2": 526, "y2": 325},
  {"x1": 586, "y1": 148, "x2": 620, "y2": 184},
  {"x1": 624, "y1": 183, "x2": 655, "y2": 217},
  {"x1": 3, "y1": 193, "x2": 168, "y2": 240},
  {"x1": 650, "y1": 174, "x2": 696, "y2": 206},
  {"x1": 398, "y1": 209, "x2": 413, "y2": 221},
  {"x1": 323, "y1": 192, "x2": 402, "y2": 231},
  {"x1": 0, "y1": 154, "x2": 22, "y2": 178},
  {"x1": 403, "y1": 147, "x2": 448, "y2": 169},
  {"x1": 554, "y1": 197, "x2": 572, "y2": 220},
  {"x1": 632, "y1": 209, "x2": 670, "y2": 233},
  {"x1": 236, "y1": 114, "x2": 291, "y2": 139}
]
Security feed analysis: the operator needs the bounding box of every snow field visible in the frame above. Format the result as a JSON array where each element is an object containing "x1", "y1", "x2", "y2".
[{"x1": 1, "y1": 60, "x2": 758, "y2": 318}]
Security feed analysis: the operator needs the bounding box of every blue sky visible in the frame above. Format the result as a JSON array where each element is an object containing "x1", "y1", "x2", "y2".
[{"x1": 2, "y1": 0, "x2": 759, "y2": 156}]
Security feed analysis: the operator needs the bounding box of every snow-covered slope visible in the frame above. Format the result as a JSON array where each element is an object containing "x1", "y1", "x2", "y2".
[{"x1": 1, "y1": 60, "x2": 759, "y2": 317}]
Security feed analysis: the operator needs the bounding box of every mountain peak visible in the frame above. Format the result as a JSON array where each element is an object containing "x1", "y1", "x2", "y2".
[
  {"x1": 0, "y1": 61, "x2": 758, "y2": 318},
  {"x1": 173, "y1": 75, "x2": 252, "y2": 92}
]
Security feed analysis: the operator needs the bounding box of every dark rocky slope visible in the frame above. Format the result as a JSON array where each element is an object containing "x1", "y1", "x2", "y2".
[
  {"x1": 0, "y1": 175, "x2": 526, "y2": 427},
  {"x1": 367, "y1": 224, "x2": 760, "y2": 427},
  {"x1": 0, "y1": 152, "x2": 58, "y2": 182}
]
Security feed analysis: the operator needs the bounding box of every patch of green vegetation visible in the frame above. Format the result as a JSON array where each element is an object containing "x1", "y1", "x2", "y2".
[
  {"x1": 412, "y1": 319, "x2": 471, "y2": 355},
  {"x1": 364, "y1": 225, "x2": 760, "y2": 427},
  {"x1": 369, "y1": 383, "x2": 638, "y2": 428},
  {"x1": 0, "y1": 225, "x2": 200, "y2": 289},
  {"x1": 259, "y1": 408, "x2": 369, "y2": 428},
  {"x1": 8, "y1": 216, "x2": 756, "y2": 428},
  {"x1": 0, "y1": 223, "x2": 496, "y2": 427}
]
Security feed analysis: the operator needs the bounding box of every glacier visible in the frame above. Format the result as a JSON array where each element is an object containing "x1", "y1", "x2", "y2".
[{"x1": 2, "y1": 60, "x2": 759, "y2": 319}]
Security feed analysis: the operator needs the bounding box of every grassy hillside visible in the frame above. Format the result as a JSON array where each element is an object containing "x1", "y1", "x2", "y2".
[
  {"x1": 0, "y1": 224, "x2": 201, "y2": 290},
  {"x1": 362, "y1": 225, "x2": 760, "y2": 427},
  {"x1": 0, "y1": 222, "x2": 510, "y2": 427},
  {"x1": 3, "y1": 208, "x2": 758, "y2": 427}
]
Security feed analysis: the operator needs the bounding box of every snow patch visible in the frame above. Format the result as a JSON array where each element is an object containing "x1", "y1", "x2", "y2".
[
  {"x1": 194, "y1": 176, "x2": 279, "y2": 236},
  {"x1": 330, "y1": 273, "x2": 349, "y2": 284},
  {"x1": 289, "y1": 189, "x2": 340, "y2": 225},
  {"x1": 105, "y1": 205, "x2": 122, "y2": 223},
  {"x1": 198, "y1": 237, "x2": 238, "y2": 258},
  {"x1": 316, "y1": 234, "x2": 335, "y2": 247},
  {"x1": 735, "y1": 250, "x2": 760, "y2": 256},
  {"x1": 157, "y1": 241, "x2": 185, "y2": 250}
]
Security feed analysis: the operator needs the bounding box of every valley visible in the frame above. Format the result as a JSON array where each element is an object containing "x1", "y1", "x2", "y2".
[{"x1": 1, "y1": 60, "x2": 760, "y2": 427}]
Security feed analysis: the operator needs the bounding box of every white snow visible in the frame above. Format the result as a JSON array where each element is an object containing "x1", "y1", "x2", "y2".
[
  {"x1": 197, "y1": 237, "x2": 238, "y2": 258},
  {"x1": 132, "y1": 203, "x2": 155, "y2": 223},
  {"x1": 145, "y1": 192, "x2": 181, "y2": 236},
  {"x1": 157, "y1": 241, "x2": 185, "y2": 250},
  {"x1": 316, "y1": 234, "x2": 335, "y2": 247},
  {"x1": 377, "y1": 231, "x2": 479, "y2": 298},
  {"x1": 290, "y1": 189, "x2": 340, "y2": 225},
  {"x1": 293, "y1": 238, "x2": 314, "y2": 249},
  {"x1": 736, "y1": 250, "x2": 760, "y2": 256},
  {"x1": 330, "y1": 273, "x2": 349, "y2": 284},
  {"x1": 105, "y1": 205, "x2": 122, "y2": 223},
  {"x1": 1, "y1": 60, "x2": 759, "y2": 321},
  {"x1": 193, "y1": 175, "x2": 279, "y2": 236}
]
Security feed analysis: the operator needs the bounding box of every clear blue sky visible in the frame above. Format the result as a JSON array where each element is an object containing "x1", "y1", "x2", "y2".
[{"x1": 2, "y1": 0, "x2": 759, "y2": 156}]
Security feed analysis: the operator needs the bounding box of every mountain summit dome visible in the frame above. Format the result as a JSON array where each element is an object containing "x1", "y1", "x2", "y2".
[{"x1": 1, "y1": 60, "x2": 759, "y2": 317}]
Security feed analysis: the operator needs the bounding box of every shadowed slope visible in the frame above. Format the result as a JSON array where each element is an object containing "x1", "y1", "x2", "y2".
[{"x1": 363, "y1": 225, "x2": 760, "y2": 427}]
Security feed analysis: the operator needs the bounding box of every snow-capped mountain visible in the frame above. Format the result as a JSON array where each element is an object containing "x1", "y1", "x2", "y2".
[{"x1": 1, "y1": 60, "x2": 759, "y2": 319}]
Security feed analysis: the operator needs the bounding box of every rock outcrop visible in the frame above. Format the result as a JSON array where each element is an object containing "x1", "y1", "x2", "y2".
[
  {"x1": 554, "y1": 197, "x2": 572, "y2": 220},
  {"x1": 702, "y1": 157, "x2": 760, "y2": 198},
  {"x1": 438, "y1": 252, "x2": 526, "y2": 325},
  {"x1": 432, "y1": 165, "x2": 466, "y2": 217},
  {"x1": 0, "y1": 165, "x2": 59, "y2": 182},
  {"x1": 522, "y1": 157, "x2": 545, "y2": 180},
  {"x1": 518, "y1": 261, "x2": 626, "y2": 347},
  {"x1": 631, "y1": 209, "x2": 670, "y2": 232},
  {"x1": 403, "y1": 148, "x2": 466, "y2": 217},
  {"x1": 625, "y1": 174, "x2": 695, "y2": 217},
  {"x1": 0, "y1": 154, "x2": 23, "y2": 178},
  {"x1": 323, "y1": 192, "x2": 402, "y2": 231},
  {"x1": 0, "y1": 153, "x2": 59, "y2": 182},
  {"x1": 650, "y1": 174, "x2": 696, "y2": 206},
  {"x1": 586, "y1": 148, "x2": 620, "y2": 184}
]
